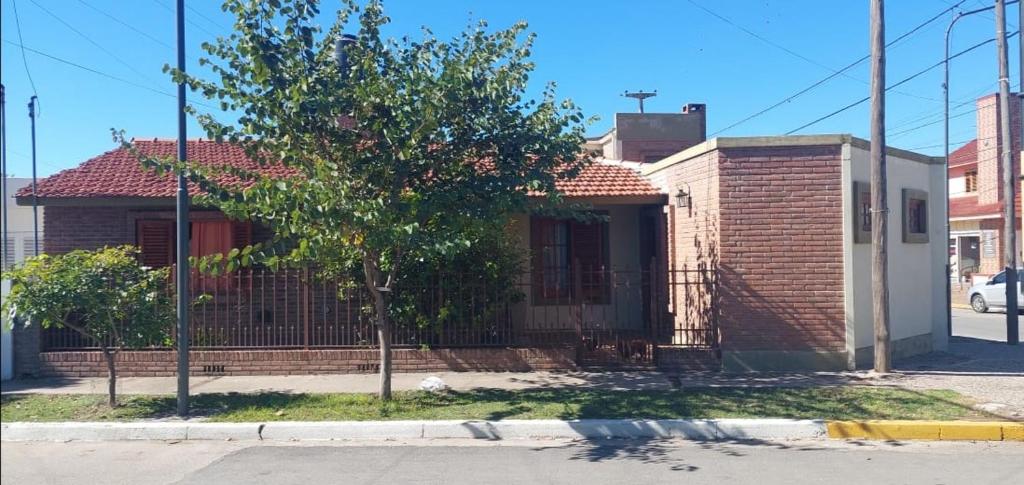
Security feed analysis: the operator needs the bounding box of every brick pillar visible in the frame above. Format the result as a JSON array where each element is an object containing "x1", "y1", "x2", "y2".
[{"x1": 975, "y1": 93, "x2": 1022, "y2": 205}]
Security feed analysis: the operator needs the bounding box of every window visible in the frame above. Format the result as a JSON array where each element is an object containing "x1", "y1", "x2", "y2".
[
  {"x1": 137, "y1": 220, "x2": 175, "y2": 267},
  {"x1": 993, "y1": 271, "x2": 1007, "y2": 284},
  {"x1": 852, "y1": 181, "x2": 871, "y2": 244},
  {"x1": 136, "y1": 219, "x2": 252, "y2": 268},
  {"x1": 530, "y1": 215, "x2": 610, "y2": 304},
  {"x1": 902, "y1": 188, "x2": 929, "y2": 244},
  {"x1": 965, "y1": 170, "x2": 978, "y2": 193}
]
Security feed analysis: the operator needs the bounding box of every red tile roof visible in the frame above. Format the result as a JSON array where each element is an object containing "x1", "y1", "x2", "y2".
[
  {"x1": 948, "y1": 139, "x2": 977, "y2": 167},
  {"x1": 17, "y1": 139, "x2": 294, "y2": 199},
  {"x1": 950, "y1": 193, "x2": 1022, "y2": 219},
  {"x1": 21, "y1": 139, "x2": 663, "y2": 200},
  {"x1": 553, "y1": 162, "x2": 663, "y2": 198}
]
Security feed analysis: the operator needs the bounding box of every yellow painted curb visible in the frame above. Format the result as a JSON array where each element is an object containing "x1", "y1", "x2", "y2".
[
  {"x1": 1003, "y1": 423, "x2": 1024, "y2": 441},
  {"x1": 827, "y1": 421, "x2": 1023, "y2": 441}
]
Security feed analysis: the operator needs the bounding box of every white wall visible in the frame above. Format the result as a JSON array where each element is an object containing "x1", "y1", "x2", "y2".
[
  {"x1": 843, "y1": 147, "x2": 948, "y2": 364},
  {"x1": 2, "y1": 178, "x2": 43, "y2": 380}
]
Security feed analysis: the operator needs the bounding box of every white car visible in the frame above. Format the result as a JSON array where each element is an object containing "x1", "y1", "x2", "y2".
[{"x1": 968, "y1": 269, "x2": 1024, "y2": 313}]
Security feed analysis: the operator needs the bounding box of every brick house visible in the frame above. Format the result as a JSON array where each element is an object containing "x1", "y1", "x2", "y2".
[
  {"x1": 947, "y1": 93, "x2": 1022, "y2": 284},
  {"x1": 642, "y1": 135, "x2": 947, "y2": 370},
  {"x1": 13, "y1": 139, "x2": 671, "y2": 377},
  {"x1": 13, "y1": 107, "x2": 949, "y2": 376}
]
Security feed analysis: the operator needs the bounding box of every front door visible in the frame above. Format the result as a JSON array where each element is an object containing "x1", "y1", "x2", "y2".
[{"x1": 958, "y1": 236, "x2": 980, "y2": 281}]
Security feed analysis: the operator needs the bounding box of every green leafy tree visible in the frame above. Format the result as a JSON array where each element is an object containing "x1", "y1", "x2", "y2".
[
  {"x1": 129, "y1": 0, "x2": 589, "y2": 399},
  {"x1": 2, "y1": 247, "x2": 173, "y2": 407}
]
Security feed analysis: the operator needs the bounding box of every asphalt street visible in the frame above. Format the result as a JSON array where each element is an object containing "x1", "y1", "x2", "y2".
[
  {"x1": 2, "y1": 439, "x2": 1022, "y2": 485},
  {"x1": 951, "y1": 307, "x2": 1024, "y2": 342}
]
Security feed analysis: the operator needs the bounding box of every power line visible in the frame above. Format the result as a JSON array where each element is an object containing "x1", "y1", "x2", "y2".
[
  {"x1": 186, "y1": 3, "x2": 229, "y2": 31},
  {"x1": 27, "y1": 0, "x2": 164, "y2": 86},
  {"x1": 1, "y1": 40, "x2": 218, "y2": 111},
  {"x1": 887, "y1": 109, "x2": 974, "y2": 138},
  {"x1": 709, "y1": 1, "x2": 964, "y2": 137},
  {"x1": 687, "y1": 0, "x2": 945, "y2": 106},
  {"x1": 75, "y1": 0, "x2": 173, "y2": 49},
  {"x1": 10, "y1": 0, "x2": 39, "y2": 96},
  {"x1": 785, "y1": 31, "x2": 1018, "y2": 135},
  {"x1": 150, "y1": 0, "x2": 220, "y2": 39}
]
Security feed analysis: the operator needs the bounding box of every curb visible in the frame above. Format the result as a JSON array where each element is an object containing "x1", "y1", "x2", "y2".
[
  {"x1": 950, "y1": 303, "x2": 971, "y2": 310},
  {"x1": 827, "y1": 421, "x2": 1024, "y2": 441},
  {"x1": 0, "y1": 419, "x2": 825, "y2": 442}
]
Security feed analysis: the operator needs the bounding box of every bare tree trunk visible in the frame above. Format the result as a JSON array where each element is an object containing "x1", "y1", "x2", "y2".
[
  {"x1": 363, "y1": 254, "x2": 393, "y2": 400},
  {"x1": 101, "y1": 347, "x2": 117, "y2": 407},
  {"x1": 377, "y1": 318, "x2": 392, "y2": 400}
]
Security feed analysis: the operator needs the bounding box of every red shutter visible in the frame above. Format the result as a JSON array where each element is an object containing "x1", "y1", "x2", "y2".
[{"x1": 136, "y1": 220, "x2": 174, "y2": 268}]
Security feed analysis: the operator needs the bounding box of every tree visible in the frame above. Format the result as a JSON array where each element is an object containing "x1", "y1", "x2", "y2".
[
  {"x1": 128, "y1": 0, "x2": 590, "y2": 399},
  {"x1": 2, "y1": 247, "x2": 174, "y2": 406}
]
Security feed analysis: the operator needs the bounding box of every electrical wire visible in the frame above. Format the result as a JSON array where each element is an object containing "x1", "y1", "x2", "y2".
[
  {"x1": 785, "y1": 31, "x2": 1019, "y2": 135},
  {"x1": 27, "y1": 0, "x2": 164, "y2": 86},
  {"x1": 10, "y1": 0, "x2": 39, "y2": 96},
  {"x1": 75, "y1": 0, "x2": 173, "y2": 49},
  {"x1": 2, "y1": 40, "x2": 218, "y2": 111},
  {"x1": 708, "y1": 1, "x2": 965, "y2": 137}
]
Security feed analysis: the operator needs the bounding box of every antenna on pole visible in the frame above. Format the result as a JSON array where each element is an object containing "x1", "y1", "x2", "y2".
[{"x1": 623, "y1": 90, "x2": 657, "y2": 113}]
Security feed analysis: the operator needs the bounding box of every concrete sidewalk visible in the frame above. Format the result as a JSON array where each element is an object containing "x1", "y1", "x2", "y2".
[{"x1": 1, "y1": 371, "x2": 680, "y2": 395}]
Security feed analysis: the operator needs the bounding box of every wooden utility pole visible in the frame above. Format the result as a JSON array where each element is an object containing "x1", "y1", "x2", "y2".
[
  {"x1": 870, "y1": 0, "x2": 891, "y2": 371},
  {"x1": 995, "y1": 0, "x2": 1020, "y2": 345}
]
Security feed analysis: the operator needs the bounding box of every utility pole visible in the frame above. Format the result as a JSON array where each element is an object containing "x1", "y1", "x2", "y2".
[
  {"x1": 175, "y1": 0, "x2": 191, "y2": 416},
  {"x1": 27, "y1": 96, "x2": 38, "y2": 256},
  {"x1": 996, "y1": 0, "x2": 1020, "y2": 345},
  {"x1": 870, "y1": 0, "x2": 891, "y2": 372}
]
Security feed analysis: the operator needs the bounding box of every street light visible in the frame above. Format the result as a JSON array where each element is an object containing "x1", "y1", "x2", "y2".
[{"x1": 944, "y1": 1, "x2": 1021, "y2": 345}]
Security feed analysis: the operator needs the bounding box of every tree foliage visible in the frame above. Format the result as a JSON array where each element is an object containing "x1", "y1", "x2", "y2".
[
  {"x1": 2, "y1": 246, "x2": 174, "y2": 406},
  {"x1": 129, "y1": 0, "x2": 591, "y2": 398}
]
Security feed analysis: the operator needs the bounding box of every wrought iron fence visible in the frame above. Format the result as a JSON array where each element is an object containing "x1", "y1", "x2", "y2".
[{"x1": 42, "y1": 265, "x2": 719, "y2": 353}]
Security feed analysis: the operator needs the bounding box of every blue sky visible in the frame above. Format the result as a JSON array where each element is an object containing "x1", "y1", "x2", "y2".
[{"x1": 1, "y1": 0, "x2": 1020, "y2": 177}]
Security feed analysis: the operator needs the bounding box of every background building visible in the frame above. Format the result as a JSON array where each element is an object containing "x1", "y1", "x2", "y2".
[{"x1": 2, "y1": 177, "x2": 43, "y2": 381}]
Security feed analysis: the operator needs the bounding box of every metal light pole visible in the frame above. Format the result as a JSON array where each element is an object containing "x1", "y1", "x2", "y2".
[
  {"x1": 27, "y1": 96, "x2": 38, "y2": 256},
  {"x1": 943, "y1": 1, "x2": 1019, "y2": 339},
  {"x1": 175, "y1": 0, "x2": 191, "y2": 416},
  {"x1": 995, "y1": 0, "x2": 1020, "y2": 345},
  {"x1": 1, "y1": 84, "x2": 8, "y2": 271}
]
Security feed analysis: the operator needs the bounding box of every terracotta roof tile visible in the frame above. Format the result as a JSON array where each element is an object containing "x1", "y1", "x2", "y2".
[
  {"x1": 21, "y1": 140, "x2": 663, "y2": 200},
  {"x1": 17, "y1": 139, "x2": 294, "y2": 199},
  {"x1": 552, "y1": 162, "x2": 663, "y2": 198},
  {"x1": 948, "y1": 139, "x2": 977, "y2": 167}
]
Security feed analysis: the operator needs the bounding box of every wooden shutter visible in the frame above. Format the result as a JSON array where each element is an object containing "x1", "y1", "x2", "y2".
[
  {"x1": 136, "y1": 220, "x2": 174, "y2": 267},
  {"x1": 530, "y1": 217, "x2": 545, "y2": 302},
  {"x1": 232, "y1": 222, "x2": 252, "y2": 250}
]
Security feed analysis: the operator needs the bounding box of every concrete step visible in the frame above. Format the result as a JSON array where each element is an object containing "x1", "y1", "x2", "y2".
[{"x1": 656, "y1": 347, "x2": 721, "y2": 372}]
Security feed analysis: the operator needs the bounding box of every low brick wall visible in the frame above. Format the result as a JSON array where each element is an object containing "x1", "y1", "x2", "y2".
[{"x1": 37, "y1": 348, "x2": 577, "y2": 377}]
